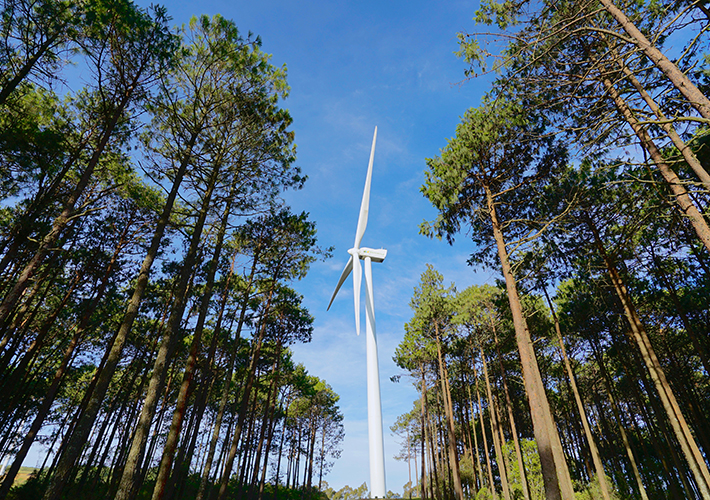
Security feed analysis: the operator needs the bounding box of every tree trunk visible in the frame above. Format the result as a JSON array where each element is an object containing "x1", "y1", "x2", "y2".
[
  {"x1": 150, "y1": 178, "x2": 235, "y2": 500},
  {"x1": 466, "y1": 380, "x2": 483, "y2": 493},
  {"x1": 484, "y1": 184, "x2": 574, "y2": 500},
  {"x1": 195, "y1": 254, "x2": 260, "y2": 500},
  {"x1": 472, "y1": 359, "x2": 495, "y2": 495},
  {"x1": 492, "y1": 321, "x2": 530, "y2": 500},
  {"x1": 479, "y1": 346, "x2": 511, "y2": 500},
  {"x1": 115, "y1": 160, "x2": 220, "y2": 500},
  {"x1": 601, "y1": 71, "x2": 710, "y2": 253},
  {"x1": 216, "y1": 289, "x2": 277, "y2": 500},
  {"x1": 598, "y1": 0, "x2": 710, "y2": 120},
  {"x1": 542, "y1": 287, "x2": 612, "y2": 500},
  {"x1": 434, "y1": 324, "x2": 465, "y2": 500},
  {"x1": 419, "y1": 367, "x2": 429, "y2": 500}
]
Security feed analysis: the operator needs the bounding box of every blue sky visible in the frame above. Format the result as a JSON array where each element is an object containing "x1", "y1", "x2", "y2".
[{"x1": 147, "y1": 0, "x2": 495, "y2": 493}]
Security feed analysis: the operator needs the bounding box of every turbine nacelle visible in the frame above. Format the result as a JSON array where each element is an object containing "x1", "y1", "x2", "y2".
[{"x1": 354, "y1": 247, "x2": 387, "y2": 263}]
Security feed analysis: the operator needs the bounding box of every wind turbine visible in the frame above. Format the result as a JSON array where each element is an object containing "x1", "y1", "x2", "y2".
[{"x1": 327, "y1": 126, "x2": 387, "y2": 498}]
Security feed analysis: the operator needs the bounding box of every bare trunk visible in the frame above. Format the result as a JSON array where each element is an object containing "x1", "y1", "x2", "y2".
[
  {"x1": 595, "y1": 353, "x2": 648, "y2": 500},
  {"x1": 472, "y1": 359, "x2": 495, "y2": 495},
  {"x1": 492, "y1": 323, "x2": 530, "y2": 500},
  {"x1": 419, "y1": 367, "x2": 429, "y2": 500},
  {"x1": 484, "y1": 185, "x2": 574, "y2": 500},
  {"x1": 42, "y1": 130, "x2": 197, "y2": 500},
  {"x1": 542, "y1": 287, "x2": 612, "y2": 500},
  {"x1": 466, "y1": 381, "x2": 483, "y2": 493},
  {"x1": 434, "y1": 325, "x2": 465, "y2": 500},
  {"x1": 151, "y1": 179, "x2": 235, "y2": 500},
  {"x1": 602, "y1": 76, "x2": 710, "y2": 252},
  {"x1": 216, "y1": 289, "x2": 276, "y2": 500},
  {"x1": 116, "y1": 161, "x2": 219, "y2": 500},
  {"x1": 479, "y1": 347, "x2": 511, "y2": 500}
]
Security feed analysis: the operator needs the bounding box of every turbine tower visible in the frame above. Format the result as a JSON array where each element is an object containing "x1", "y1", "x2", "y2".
[{"x1": 327, "y1": 126, "x2": 387, "y2": 498}]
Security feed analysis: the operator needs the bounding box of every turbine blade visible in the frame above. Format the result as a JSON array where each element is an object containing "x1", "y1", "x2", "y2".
[
  {"x1": 353, "y1": 254, "x2": 362, "y2": 335},
  {"x1": 327, "y1": 256, "x2": 353, "y2": 311},
  {"x1": 354, "y1": 126, "x2": 377, "y2": 248}
]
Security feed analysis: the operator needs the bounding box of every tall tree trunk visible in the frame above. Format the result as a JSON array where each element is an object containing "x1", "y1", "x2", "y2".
[
  {"x1": 597, "y1": 0, "x2": 710, "y2": 120},
  {"x1": 619, "y1": 59, "x2": 710, "y2": 190},
  {"x1": 434, "y1": 325, "x2": 465, "y2": 500},
  {"x1": 0, "y1": 218, "x2": 132, "y2": 496},
  {"x1": 116, "y1": 160, "x2": 221, "y2": 500},
  {"x1": 466, "y1": 379, "x2": 483, "y2": 493},
  {"x1": 150, "y1": 178, "x2": 235, "y2": 500},
  {"x1": 601, "y1": 72, "x2": 710, "y2": 253},
  {"x1": 472, "y1": 359, "x2": 495, "y2": 495},
  {"x1": 217, "y1": 289, "x2": 277, "y2": 500},
  {"x1": 195, "y1": 253, "x2": 260, "y2": 500},
  {"x1": 419, "y1": 367, "x2": 429, "y2": 500},
  {"x1": 484, "y1": 184, "x2": 575, "y2": 500},
  {"x1": 491, "y1": 321, "x2": 530, "y2": 500}
]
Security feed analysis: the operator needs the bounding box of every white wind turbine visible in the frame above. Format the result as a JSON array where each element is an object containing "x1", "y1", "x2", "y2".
[{"x1": 327, "y1": 126, "x2": 387, "y2": 498}]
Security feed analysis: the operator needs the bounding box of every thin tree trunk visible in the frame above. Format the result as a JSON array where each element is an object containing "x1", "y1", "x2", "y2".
[
  {"x1": 466, "y1": 380, "x2": 483, "y2": 493},
  {"x1": 434, "y1": 325, "x2": 464, "y2": 500},
  {"x1": 419, "y1": 367, "x2": 429, "y2": 500},
  {"x1": 542, "y1": 287, "x2": 612, "y2": 500},
  {"x1": 479, "y1": 346, "x2": 511, "y2": 500},
  {"x1": 195, "y1": 256, "x2": 258, "y2": 500},
  {"x1": 217, "y1": 290, "x2": 277, "y2": 500},
  {"x1": 472, "y1": 359, "x2": 495, "y2": 495}
]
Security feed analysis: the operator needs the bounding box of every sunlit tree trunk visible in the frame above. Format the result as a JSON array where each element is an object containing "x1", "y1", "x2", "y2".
[
  {"x1": 598, "y1": 0, "x2": 710, "y2": 120},
  {"x1": 434, "y1": 324, "x2": 465, "y2": 500},
  {"x1": 601, "y1": 74, "x2": 710, "y2": 253},
  {"x1": 471, "y1": 357, "x2": 495, "y2": 495},
  {"x1": 484, "y1": 184, "x2": 575, "y2": 500}
]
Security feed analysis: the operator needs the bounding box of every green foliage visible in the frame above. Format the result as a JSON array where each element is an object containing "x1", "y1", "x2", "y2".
[
  {"x1": 574, "y1": 475, "x2": 622, "y2": 500},
  {"x1": 325, "y1": 482, "x2": 369, "y2": 500},
  {"x1": 503, "y1": 439, "x2": 544, "y2": 500}
]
